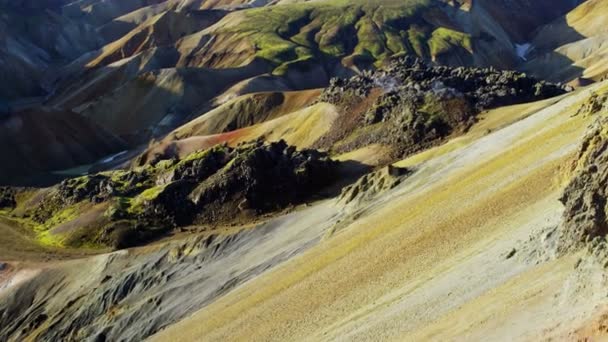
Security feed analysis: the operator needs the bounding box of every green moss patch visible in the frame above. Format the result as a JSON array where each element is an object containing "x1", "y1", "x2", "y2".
[
  {"x1": 428, "y1": 27, "x2": 472, "y2": 57},
  {"x1": 210, "y1": 0, "x2": 472, "y2": 70}
]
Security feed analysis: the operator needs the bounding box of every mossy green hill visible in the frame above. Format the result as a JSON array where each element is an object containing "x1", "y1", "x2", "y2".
[{"x1": 184, "y1": 0, "x2": 478, "y2": 73}]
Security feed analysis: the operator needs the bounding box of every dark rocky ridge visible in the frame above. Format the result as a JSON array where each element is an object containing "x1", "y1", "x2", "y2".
[
  {"x1": 9, "y1": 140, "x2": 338, "y2": 249},
  {"x1": 0, "y1": 187, "x2": 15, "y2": 209},
  {"x1": 316, "y1": 57, "x2": 568, "y2": 157}
]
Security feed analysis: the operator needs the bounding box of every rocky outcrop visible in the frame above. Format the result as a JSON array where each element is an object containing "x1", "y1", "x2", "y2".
[
  {"x1": 575, "y1": 92, "x2": 608, "y2": 117},
  {"x1": 0, "y1": 187, "x2": 15, "y2": 209},
  {"x1": 339, "y1": 165, "x2": 411, "y2": 207},
  {"x1": 317, "y1": 57, "x2": 568, "y2": 156},
  {"x1": 188, "y1": 140, "x2": 336, "y2": 216},
  {"x1": 558, "y1": 95, "x2": 608, "y2": 253},
  {"x1": 321, "y1": 57, "x2": 567, "y2": 113},
  {"x1": 9, "y1": 140, "x2": 338, "y2": 248}
]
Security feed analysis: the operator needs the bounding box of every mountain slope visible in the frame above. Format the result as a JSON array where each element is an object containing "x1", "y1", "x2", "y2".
[
  {"x1": 2, "y1": 80, "x2": 606, "y2": 342},
  {"x1": 0, "y1": 108, "x2": 126, "y2": 184},
  {"x1": 524, "y1": 0, "x2": 608, "y2": 83},
  {"x1": 150, "y1": 81, "x2": 608, "y2": 342},
  {"x1": 0, "y1": 0, "x2": 585, "y2": 177},
  {"x1": 4, "y1": 1, "x2": 608, "y2": 341}
]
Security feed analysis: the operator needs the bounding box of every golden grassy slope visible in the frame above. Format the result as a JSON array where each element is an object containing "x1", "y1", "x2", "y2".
[
  {"x1": 138, "y1": 101, "x2": 338, "y2": 162},
  {"x1": 150, "y1": 83, "x2": 607, "y2": 341},
  {"x1": 171, "y1": 89, "x2": 321, "y2": 138}
]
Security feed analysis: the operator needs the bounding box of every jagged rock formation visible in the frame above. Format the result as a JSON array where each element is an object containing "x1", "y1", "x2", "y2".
[
  {"x1": 339, "y1": 165, "x2": 411, "y2": 207},
  {"x1": 558, "y1": 111, "x2": 608, "y2": 253},
  {"x1": 321, "y1": 57, "x2": 566, "y2": 107},
  {"x1": 316, "y1": 57, "x2": 567, "y2": 157},
  {"x1": 5, "y1": 140, "x2": 337, "y2": 248},
  {"x1": 0, "y1": 187, "x2": 15, "y2": 209},
  {"x1": 575, "y1": 91, "x2": 608, "y2": 117}
]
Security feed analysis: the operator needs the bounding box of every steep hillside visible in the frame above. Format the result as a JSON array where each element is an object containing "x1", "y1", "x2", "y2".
[
  {"x1": 150, "y1": 82, "x2": 608, "y2": 342},
  {"x1": 87, "y1": 10, "x2": 225, "y2": 69},
  {"x1": 171, "y1": 89, "x2": 321, "y2": 137},
  {"x1": 0, "y1": 0, "x2": 584, "y2": 179},
  {"x1": 178, "y1": 0, "x2": 501, "y2": 72},
  {"x1": 4, "y1": 1, "x2": 608, "y2": 341},
  {"x1": 75, "y1": 63, "x2": 273, "y2": 143},
  {"x1": 139, "y1": 57, "x2": 566, "y2": 164},
  {"x1": 0, "y1": 108, "x2": 126, "y2": 185},
  {"x1": 0, "y1": 140, "x2": 337, "y2": 250},
  {"x1": 2, "y1": 79, "x2": 607, "y2": 342},
  {"x1": 524, "y1": 0, "x2": 608, "y2": 83},
  {"x1": 474, "y1": 0, "x2": 582, "y2": 42},
  {"x1": 43, "y1": 0, "x2": 582, "y2": 150}
]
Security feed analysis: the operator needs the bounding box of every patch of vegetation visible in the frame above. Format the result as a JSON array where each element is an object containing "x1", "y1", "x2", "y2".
[
  {"x1": 40, "y1": 206, "x2": 80, "y2": 231},
  {"x1": 428, "y1": 27, "x2": 472, "y2": 57},
  {"x1": 128, "y1": 185, "x2": 168, "y2": 215},
  {"x1": 211, "y1": 0, "x2": 470, "y2": 72},
  {"x1": 1, "y1": 141, "x2": 339, "y2": 250}
]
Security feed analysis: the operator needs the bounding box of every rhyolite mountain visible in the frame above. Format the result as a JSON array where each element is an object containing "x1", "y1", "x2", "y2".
[
  {"x1": 3, "y1": 1, "x2": 608, "y2": 341},
  {"x1": 0, "y1": 0, "x2": 591, "y2": 183}
]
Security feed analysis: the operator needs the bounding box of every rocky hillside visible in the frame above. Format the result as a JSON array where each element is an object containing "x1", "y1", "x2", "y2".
[
  {"x1": 4, "y1": 1, "x2": 608, "y2": 342},
  {"x1": 0, "y1": 140, "x2": 337, "y2": 249},
  {"x1": 557, "y1": 92, "x2": 608, "y2": 252},
  {"x1": 524, "y1": 0, "x2": 608, "y2": 84},
  {"x1": 141, "y1": 57, "x2": 566, "y2": 165},
  {"x1": 314, "y1": 57, "x2": 566, "y2": 157},
  {"x1": 3, "y1": 78, "x2": 608, "y2": 342},
  {"x1": 0, "y1": 0, "x2": 587, "y2": 183}
]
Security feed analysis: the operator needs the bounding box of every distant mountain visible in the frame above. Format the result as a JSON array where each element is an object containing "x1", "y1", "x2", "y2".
[{"x1": 4, "y1": 2, "x2": 608, "y2": 342}]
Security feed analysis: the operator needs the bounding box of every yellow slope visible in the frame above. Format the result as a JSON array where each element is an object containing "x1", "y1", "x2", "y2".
[{"x1": 150, "y1": 83, "x2": 607, "y2": 341}]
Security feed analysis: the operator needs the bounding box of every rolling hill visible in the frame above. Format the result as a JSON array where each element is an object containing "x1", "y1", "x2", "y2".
[{"x1": 3, "y1": 1, "x2": 608, "y2": 341}]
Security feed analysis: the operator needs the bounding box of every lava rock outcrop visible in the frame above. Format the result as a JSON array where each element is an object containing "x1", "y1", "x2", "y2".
[
  {"x1": 320, "y1": 57, "x2": 567, "y2": 110},
  {"x1": 8, "y1": 140, "x2": 338, "y2": 248},
  {"x1": 317, "y1": 56, "x2": 568, "y2": 157}
]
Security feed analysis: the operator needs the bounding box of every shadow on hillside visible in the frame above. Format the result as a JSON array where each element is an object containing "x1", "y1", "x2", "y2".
[
  {"x1": 4, "y1": 1, "x2": 593, "y2": 186},
  {"x1": 317, "y1": 160, "x2": 373, "y2": 200},
  {"x1": 521, "y1": 15, "x2": 587, "y2": 83}
]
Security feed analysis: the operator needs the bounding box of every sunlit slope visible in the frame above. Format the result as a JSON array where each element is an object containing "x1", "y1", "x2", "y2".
[
  {"x1": 525, "y1": 0, "x2": 608, "y2": 83},
  {"x1": 176, "y1": 0, "x2": 520, "y2": 73},
  {"x1": 151, "y1": 83, "x2": 608, "y2": 341},
  {"x1": 171, "y1": 89, "x2": 321, "y2": 138},
  {"x1": 137, "y1": 101, "x2": 338, "y2": 163}
]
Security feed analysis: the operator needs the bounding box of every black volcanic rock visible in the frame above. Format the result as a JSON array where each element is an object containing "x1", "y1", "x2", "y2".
[
  {"x1": 12, "y1": 140, "x2": 339, "y2": 249},
  {"x1": 0, "y1": 187, "x2": 15, "y2": 209},
  {"x1": 317, "y1": 57, "x2": 568, "y2": 157},
  {"x1": 321, "y1": 56, "x2": 567, "y2": 112}
]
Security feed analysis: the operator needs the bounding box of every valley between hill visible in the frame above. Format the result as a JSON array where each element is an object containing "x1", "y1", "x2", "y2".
[{"x1": 3, "y1": 0, "x2": 608, "y2": 341}]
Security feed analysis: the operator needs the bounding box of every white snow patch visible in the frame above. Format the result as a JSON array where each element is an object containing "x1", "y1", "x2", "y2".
[
  {"x1": 515, "y1": 43, "x2": 533, "y2": 61},
  {"x1": 100, "y1": 150, "x2": 128, "y2": 164}
]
